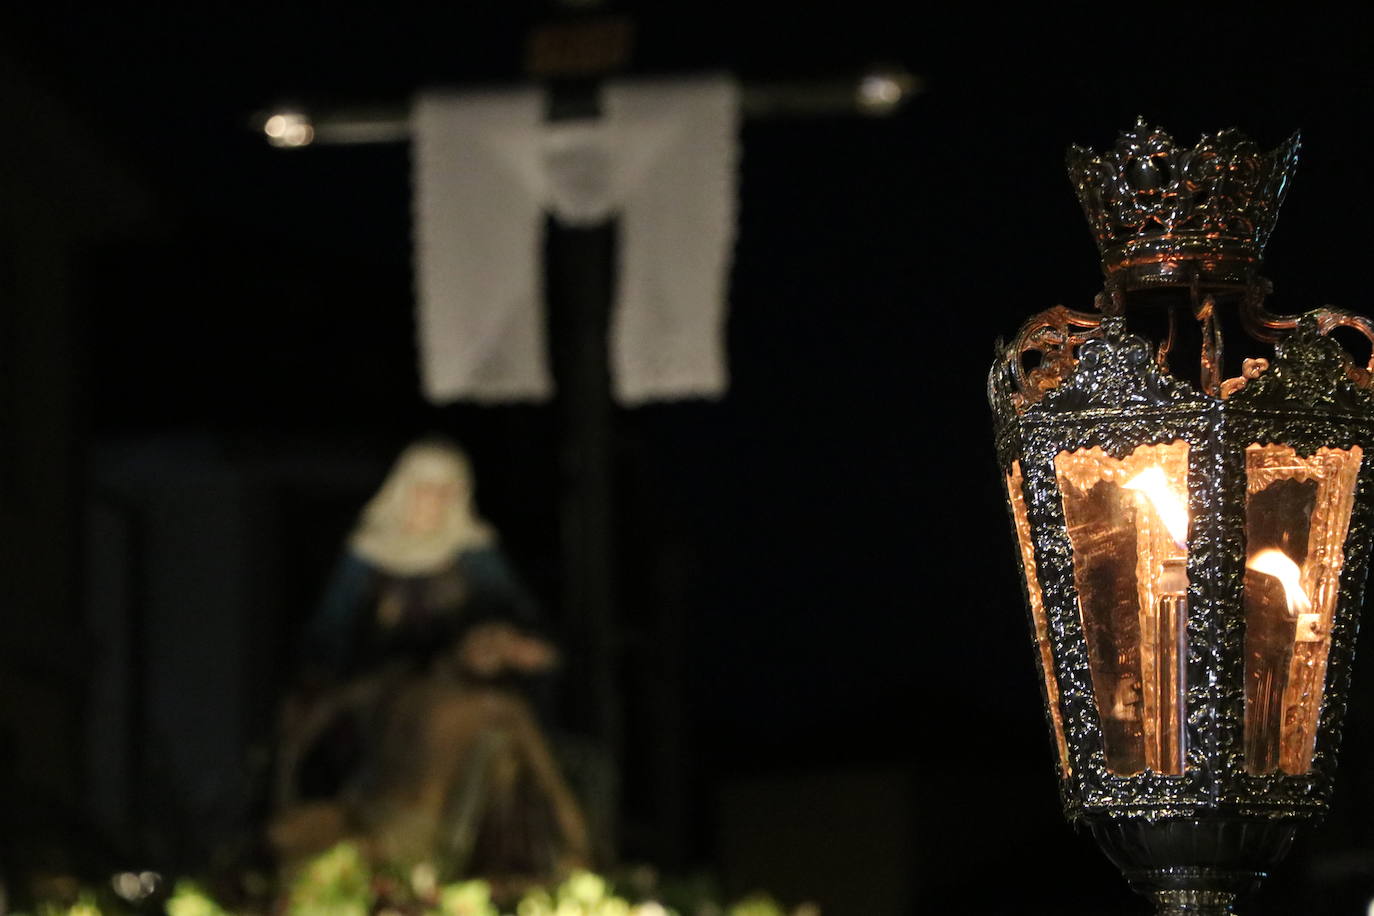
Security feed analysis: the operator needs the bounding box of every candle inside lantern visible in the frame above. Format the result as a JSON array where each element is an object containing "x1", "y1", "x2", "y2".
[
  {"x1": 1247, "y1": 548, "x2": 1312, "y2": 615},
  {"x1": 1123, "y1": 465, "x2": 1189, "y2": 550},
  {"x1": 1244, "y1": 545, "x2": 1317, "y2": 775},
  {"x1": 1240, "y1": 443, "x2": 1362, "y2": 776},
  {"x1": 1055, "y1": 443, "x2": 1193, "y2": 775},
  {"x1": 1124, "y1": 463, "x2": 1189, "y2": 773}
]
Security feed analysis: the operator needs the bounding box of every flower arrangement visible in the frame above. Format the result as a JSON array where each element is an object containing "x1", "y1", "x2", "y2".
[{"x1": 16, "y1": 844, "x2": 814, "y2": 916}]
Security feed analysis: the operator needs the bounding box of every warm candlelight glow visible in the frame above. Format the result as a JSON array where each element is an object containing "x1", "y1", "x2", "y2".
[
  {"x1": 1123, "y1": 466, "x2": 1189, "y2": 549},
  {"x1": 1248, "y1": 548, "x2": 1312, "y2": 615}
]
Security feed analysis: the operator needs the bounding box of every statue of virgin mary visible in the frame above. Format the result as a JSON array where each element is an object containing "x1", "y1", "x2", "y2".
[
  {"x1": 303, "y1": 439, "x2": 551, "y2": 682},
  {"x1": 270, "y1": 439, "x2": 588, "y2": 886}
]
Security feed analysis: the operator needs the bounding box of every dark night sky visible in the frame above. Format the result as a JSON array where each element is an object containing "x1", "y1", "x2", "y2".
[{"x1": 7, "y1": 5, "x2": 1374, "y2": 914}]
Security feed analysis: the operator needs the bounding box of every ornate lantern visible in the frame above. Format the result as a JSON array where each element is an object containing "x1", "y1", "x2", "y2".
[{"x1": 989, "y1": 120, "x2": 1374, "y2": 915}]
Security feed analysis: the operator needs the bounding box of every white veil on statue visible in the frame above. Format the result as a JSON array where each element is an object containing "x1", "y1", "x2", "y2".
[{"x1": 349, "y1": 440, "x2": 495, "y2": 577}]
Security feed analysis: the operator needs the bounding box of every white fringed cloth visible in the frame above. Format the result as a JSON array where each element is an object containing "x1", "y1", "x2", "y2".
[{"x1": 411, "y1": 75, "x2": 739, "y2": 405}]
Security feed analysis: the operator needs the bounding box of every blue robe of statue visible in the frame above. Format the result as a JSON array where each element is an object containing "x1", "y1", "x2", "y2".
[{"x1": 303, "y1": 544, "x2": 543, "y2": 682}]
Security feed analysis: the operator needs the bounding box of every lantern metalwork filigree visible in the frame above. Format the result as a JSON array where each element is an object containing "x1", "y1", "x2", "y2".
[{"x1": 989, "y1": 119, "x2": 1374, "y2": 915}]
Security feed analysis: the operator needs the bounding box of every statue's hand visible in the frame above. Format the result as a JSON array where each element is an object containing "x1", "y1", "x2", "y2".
[{"x1": 458, "y1": 622, "x2": 558, "y2": 676}]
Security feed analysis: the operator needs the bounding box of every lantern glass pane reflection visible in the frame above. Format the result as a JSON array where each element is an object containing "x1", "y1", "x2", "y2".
[
  {"x1": 1007, "y1": 461, "x2": 1072, "y2": 776},
  {"x1": 1243, "y1": 444, "x2": 1362, "y2": 775},
  {"x1": 1056, "y1": 441, "x2": 1190, "y2": 776}
]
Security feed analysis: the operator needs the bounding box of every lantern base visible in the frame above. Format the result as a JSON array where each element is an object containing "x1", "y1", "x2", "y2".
[
  {"x1": 1087, "y1": 816, "x2": 1300, "y2": 915},
  {"x1": 1148, "y1": 888, "x2": 1237, "y2": 915}
]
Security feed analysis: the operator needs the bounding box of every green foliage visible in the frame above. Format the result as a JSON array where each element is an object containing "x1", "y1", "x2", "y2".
[
  {"x1": 19, "y1": 843, "x2": 814, "y2": 916},
  {"x1": 724, "y1": 896, "x2": 787, "y2": 916},
  {"x1": 165, "y1": 882, "x2": 233, "y2": 916},
  {"x1": 285, "y1": 843, "x2": 372, "y2": 916},
  {"x1": 34, "y1": 894, "x2": 103, "y2": 916},
  {"x1": 437, "y1": 878, "x2": 498, "y2": 916}
]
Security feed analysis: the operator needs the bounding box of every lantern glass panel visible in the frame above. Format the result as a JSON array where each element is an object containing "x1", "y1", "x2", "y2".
[
  {"x1": 1243, "y1": 443, "x2": 1362, "y2": 775},
  {"x1": 1007, "y1": 461, "x2": 1072, "y2": 776},
  {"x1": 1055, "y1": 441, "x2": 1190, "y2": 776}
]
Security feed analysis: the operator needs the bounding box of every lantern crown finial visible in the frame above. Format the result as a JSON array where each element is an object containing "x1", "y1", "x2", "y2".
[{"x1": 1067, "y1": 118, "x2": 1301, "y2": 292}]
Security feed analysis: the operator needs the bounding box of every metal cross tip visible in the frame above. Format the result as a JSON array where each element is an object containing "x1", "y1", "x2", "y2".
[
  {"x1": 263, "y1": 111, "x2": 315, "y2": 148},
  {"x1": 855, "y1": 65, "x2": 920, "y2": 116}
]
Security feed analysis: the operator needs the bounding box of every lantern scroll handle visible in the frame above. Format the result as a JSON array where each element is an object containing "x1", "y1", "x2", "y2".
[
  {"x1": 1241, "y1": 294, "x2": 1374, "y2": 387},
  {"x1": 1005, "y1": 304, "x2": 1104, "y2": 408}
]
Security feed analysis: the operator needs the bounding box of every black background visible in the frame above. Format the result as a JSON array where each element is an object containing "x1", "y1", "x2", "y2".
[{"x1": 5, "y1": 5, "x2": 1374, "y2": 914}]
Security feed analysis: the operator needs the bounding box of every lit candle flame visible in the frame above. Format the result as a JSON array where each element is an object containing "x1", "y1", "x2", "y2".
[
  {"x1": 1247, "y1": 548, "x2": 1312, "y2": 615},
  {"x1": 1123, "y1": 466, "x2": 1189, "y2": 549}
]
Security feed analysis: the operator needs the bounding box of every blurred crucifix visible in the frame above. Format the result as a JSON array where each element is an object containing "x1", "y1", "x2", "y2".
[{"x1": 259, "y1": 3, "x2": 918, "y2": 864}]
